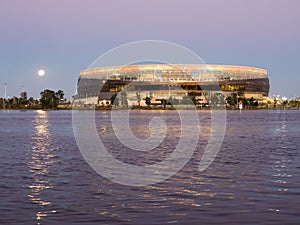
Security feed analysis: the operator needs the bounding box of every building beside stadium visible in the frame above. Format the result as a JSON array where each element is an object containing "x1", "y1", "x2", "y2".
[{"x1": 74, "y1": 64, "x2": 269, "y2": 107}]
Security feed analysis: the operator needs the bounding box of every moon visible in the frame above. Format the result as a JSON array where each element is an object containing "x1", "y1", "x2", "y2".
[{"x1": 38, "y1": 69, "x2": 45, "y2": 76}]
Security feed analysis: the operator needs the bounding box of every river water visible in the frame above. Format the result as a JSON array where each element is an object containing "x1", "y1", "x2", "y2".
[{"x1": 0, "y1": 110, "x2": 299, "y2": 224}]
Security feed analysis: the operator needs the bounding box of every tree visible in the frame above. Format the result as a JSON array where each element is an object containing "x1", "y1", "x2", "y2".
[
  {"x1": 217, "y1": 93, "x2": 225, "y2": 105},
  {"x1": 56, "y1": 90, "x2": 65, "y2": 104},
  {"x1": 210, "y1": 92, "x2": 219, "y2": 105},
  {"x1": 145, "y1": 97, "x2": 151, "y2": 107},
  {"x1": 237, "y1": 90, "x2": 244, "y2": 99},
  {"x1": 273, "y1": 98, "x2": 277, "y2": 108},
  {"x1": 120, "y1": 90, "x2": 128, "y2": 107},
  {"x1": 20, "y1": 91, "x2": 28, "y2": 104},
  {"x1": 168, "y1": 96, "x2": 175, "y2": 106},
  {"x1": 40, "y1": 89, "x2": 58, "y2": 109},
  {"x1": 12, "y1": 96, "x2": 18, "y2": 108},
  {"x1": 28, "y1": 97, "x2": 38, "y2": 109},
  {"x1": 249, "y1": 97, "x2": 255, "y2": 107},
  {"x1": 110, "y1": 93, "x2": 119, "y2": 106},
  {"x1": 161, "y1": 99, "x2": 167, "y2": 109},
  {"x1": 226, "y1": 93, "x2": 237, "y2": 106}
]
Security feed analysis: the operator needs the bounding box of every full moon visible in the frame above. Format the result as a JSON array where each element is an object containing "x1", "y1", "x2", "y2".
[{"x1": 38, "y1": 69, "x2": 45, "y2": 76}]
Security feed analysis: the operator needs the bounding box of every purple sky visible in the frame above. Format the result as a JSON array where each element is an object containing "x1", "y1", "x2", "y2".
[{"x1": 0, "y1": 0, "x2": 299, "y2": 99}]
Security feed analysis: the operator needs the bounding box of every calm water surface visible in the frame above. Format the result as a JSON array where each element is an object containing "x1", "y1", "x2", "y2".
[{"x1": 0, "y1": 110, "x2": 299, "y2": 224}]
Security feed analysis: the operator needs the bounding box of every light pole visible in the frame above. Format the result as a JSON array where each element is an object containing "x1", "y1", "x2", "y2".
[{"x1": 4, "y1": 83, "x2": 7, "y2": 99}]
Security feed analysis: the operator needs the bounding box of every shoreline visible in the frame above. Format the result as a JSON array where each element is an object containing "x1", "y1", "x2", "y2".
[{"x1": 1, "y1": 106, "x2": 299, "y2": 111}]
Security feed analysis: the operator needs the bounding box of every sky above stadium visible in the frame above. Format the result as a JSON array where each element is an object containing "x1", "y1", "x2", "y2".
[{"x1": 0, "y1": 0, "x2": 299, "y2": 99}]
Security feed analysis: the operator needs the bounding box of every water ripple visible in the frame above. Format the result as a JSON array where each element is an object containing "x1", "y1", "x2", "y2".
[{"x1": 0, "y1": 110, "x2": 299, "y2": 224}]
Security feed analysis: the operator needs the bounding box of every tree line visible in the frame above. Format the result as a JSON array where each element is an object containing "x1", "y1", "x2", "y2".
[{"x1": 1, "y1": 89, "x2": 70, "y2": 110}]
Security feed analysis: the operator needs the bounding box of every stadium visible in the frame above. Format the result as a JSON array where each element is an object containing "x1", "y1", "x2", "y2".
[{"x1": 74, "y1": 64, "x2": 269, "y2": 107}]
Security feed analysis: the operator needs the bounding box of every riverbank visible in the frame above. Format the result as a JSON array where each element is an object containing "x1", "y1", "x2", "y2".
[{"x1": 1, "y1": 106, "x2": 299, "y2": 111}]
